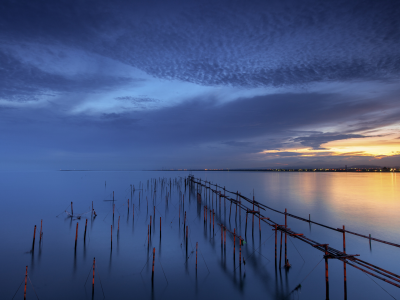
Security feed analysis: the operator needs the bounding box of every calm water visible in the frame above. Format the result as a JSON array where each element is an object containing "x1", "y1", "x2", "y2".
[{"x1": 1, "y1": 171, "x2": 399, "y2": 299}]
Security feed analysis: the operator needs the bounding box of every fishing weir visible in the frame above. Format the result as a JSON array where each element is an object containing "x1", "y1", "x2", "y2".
[{"x1": 13, "y1": 174, "x2": 400, "y2": 300}]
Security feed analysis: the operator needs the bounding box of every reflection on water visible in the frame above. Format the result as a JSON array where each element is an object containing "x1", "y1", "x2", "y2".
[{"x1": 0, "y1": 171, "x2": 399, "y2": 300}]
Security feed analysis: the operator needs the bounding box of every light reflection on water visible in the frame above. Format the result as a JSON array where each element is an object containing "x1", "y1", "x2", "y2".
[{"x1": 0, "y1": 171, "x2": 399, "y2": 300}]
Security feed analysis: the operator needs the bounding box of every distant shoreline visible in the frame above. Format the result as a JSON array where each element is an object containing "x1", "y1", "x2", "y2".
[{"x1": 58, "y1": 168, "x2": 399, "y2": 172}]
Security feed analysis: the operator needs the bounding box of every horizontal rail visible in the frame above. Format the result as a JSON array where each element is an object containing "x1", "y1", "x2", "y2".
[
  {"x1": 189, "y1": 175, "x2": 400, "y2": 289},
  {"x1": 190, "y1": 176, "x2": 400, "y2": 249}
]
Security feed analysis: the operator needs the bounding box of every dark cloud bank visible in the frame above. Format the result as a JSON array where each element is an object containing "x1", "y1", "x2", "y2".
[{"x1": 1, "y1": 91, "x2": 399, "y2": 169}]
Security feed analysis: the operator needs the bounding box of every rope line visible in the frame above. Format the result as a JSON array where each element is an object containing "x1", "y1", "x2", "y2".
[
  {"x1": 11, "y1": 278, "x2": 24, "y2": 300},
  {"x1": 289, "y1": 236, "x2": 306, "y2": 262},
  {"x1": 28, "y1": 276, "x2": 40, "y2": 300},
  {"x1": 364, "y1": 272, "x2": 397, "y2": 300}
]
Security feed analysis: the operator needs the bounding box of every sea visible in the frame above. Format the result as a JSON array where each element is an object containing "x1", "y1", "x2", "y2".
[{"x1": 1, "y1": 171, "x2": 399, "y2": 299}]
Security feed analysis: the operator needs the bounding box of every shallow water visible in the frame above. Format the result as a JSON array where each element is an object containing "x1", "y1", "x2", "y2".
[{"x1": 1, "y1": 171, "x2": 399, "y2": 299}]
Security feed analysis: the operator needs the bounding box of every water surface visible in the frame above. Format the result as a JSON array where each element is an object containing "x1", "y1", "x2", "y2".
[{"x1": 1, "y1": 171, "x2": 399, "y2": 299}]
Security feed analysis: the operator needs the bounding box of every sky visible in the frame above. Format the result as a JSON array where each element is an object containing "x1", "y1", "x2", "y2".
[{"x1": 0, "y1": 0, "x2": 400, "y2": 170}]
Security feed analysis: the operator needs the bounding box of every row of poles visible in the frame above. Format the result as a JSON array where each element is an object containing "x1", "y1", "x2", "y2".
[{"x1": 189, "y1": 175, "x2": 400, "y2": 299}]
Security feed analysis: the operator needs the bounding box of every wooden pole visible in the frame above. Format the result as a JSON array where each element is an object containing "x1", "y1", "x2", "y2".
[
  {"x1": 40, "y1": 219, "x2": 43, "y2": 242},
  {"x1": 71, "y1": 201, "x2": 73, "y2": 216},
  {"x1": 369, "y1": 234, "x2": 372, "y2": 249},
  {"x1": 234, "y1": 228, "x2": 236, "y2": 260},
  {"x1": 343, "y1": 225, "x2": 347, "y2": 300},
  {"x1": 32, "y1": 225, "x2": 36, "y2": 252},
  {"x1": 24, "y1": 266, "x2": 28, "y2": 300},
  {"x1": 274, "y1": 224, "x2": 278, "y2": 265},
  {"x1": 245, "y1": 211, "x2": 248, "y2": 236},
  {"x1": 92, "y1": 258, "x2": 95, "y2": 294},
  {"x1": 221, "y1": 224, "x2": 223, "y2": 246},
  {"x1": 239, "y1": 237, "x2": 242, "y2": 266},
  {"x1": 152, "y1": 247, "x2": 155, "y2": 282},
  {"x1": 325, "y1": 244, "x2": 329, "y2": 300},
  {"x1": 213, "y1": 210, "x2": 215, "y2": 233},
  {"x1": 224, "y1": 226, "x2": 226, "y2": 249},
  {"x1": 229, "y1": 202, "x2": 232, "y2": 222},
  {"x1": 252, "y1": 196, "x2": 254, "y2": 236},
  {"x1": 186, "y1": 226, "x2": 188, "y2": 255},
  {"x1": 285, "y1": 208, "x2": 288, "y2": 267},
  {"x1": 279, "y1": 231, "x2": 283, "y2": 268},
  {"x1": 84, "y1": 219, "x2": 88, "y2": 241},
  {"x1": 75, "y1": 223, "x2": 78, "y2": 250}
]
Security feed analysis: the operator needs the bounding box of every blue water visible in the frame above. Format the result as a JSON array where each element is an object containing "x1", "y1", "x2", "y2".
[{"x1": 1, "y1": 171, "x2": 399, "y2": 299}]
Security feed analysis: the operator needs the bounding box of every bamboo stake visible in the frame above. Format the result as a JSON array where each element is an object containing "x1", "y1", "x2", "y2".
[
  {"x1": 186, "y1": 226, "x2": 188, "y2": 255},
  {"x1": 343, "y1": 225, "x2": 347, "y2": 300},
  {"x1": 285, "y1": 208, "x2": 288, "y2": 267},
  {"x1": 213, "y1": 210, "x2": 215, "y2": 233},
  {"x1": 239, "y1": 237, "x2": 242, "y2": 267},
  {"x1": 40, "y1": 219, "x2": 43, "y2": 242},
  {"x1": 75, "y1": 223, "x2": 78, "y2": 250},
  {"x1": 152, "y1": 247, "x2": 155, "y2": 282},
  {"x1": 274, "y1": 225, "x2": 278, "y2": 265},
  {"x1": 234, "y1": 228, "x2": 236, "y2": 260},
  {"x1": 196, "y1": 242, "x2": 198, "y2": 270},
  {"x1": 24, "y1": 266, "x2": 28, "y2": 300},
  {"x1": 221, "y1": 224, "x2": 223, "y2": 246},
  {"x1": 224, "y1": 226, "x2": 226, "y2": 249},
  {"x1": 245, "y1": 211, "x2": 248, "y2": 236},
  {"x1": 252, "y1": 196, "x2": 254, "y2": 236},
  {"x1": 92, "y1": 258, "x2": 95, "y2": 294},
  {"x1": 279, "y1": 231, "x2": 283, "y2": 268},
  {"x1": 184, "y1": 211, "x2": 186, "y2": 233},
  {"x1": 325, "y1": 244, "x2": 329, "y2": 299},
  {"x1": 32, "y1": 225, "x2": 36, "y2": 252},
  {"x1": 84, "y1": 219, "x2": 88, "y2": 241}
]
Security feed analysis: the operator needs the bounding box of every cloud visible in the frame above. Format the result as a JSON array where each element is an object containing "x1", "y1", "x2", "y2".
[
  {"x1": 0, "y1": 0, "x2": 400, "y2": 169},
  {"x1": 292, "y1": 133, "x2": 366, "y2": 150},
  {"x1": 1, "y1": 0, "x2": 399, "y2": 88},
  {"x1": 0, "y1": 50, "x2": 134, "y2": 103}
]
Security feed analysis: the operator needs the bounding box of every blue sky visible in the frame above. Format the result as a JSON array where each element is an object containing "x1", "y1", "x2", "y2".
[{"x1": 1, "y1": 0, "x2": 400, "y2": 170}]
